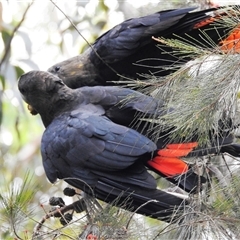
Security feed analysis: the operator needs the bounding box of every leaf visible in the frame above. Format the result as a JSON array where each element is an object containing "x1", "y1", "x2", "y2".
[
  {"x1": 14, "y1": 65, "x2": 24, "y2": 79},
  {"x1": 18, "y1": 59, "x2": 39, "y2": 70},
  {"x1": 0, "y1": 74, "x2": 5, "y2": 90},
  {"x1": 1, "y1": 30, "x2": 11, "y2": 48},
  {"x1": 17, "y1": 30, "x2": 32, "y2": 56},
  {"x1": 99, "y1": 0, "x2": 109, "y2": 12}
]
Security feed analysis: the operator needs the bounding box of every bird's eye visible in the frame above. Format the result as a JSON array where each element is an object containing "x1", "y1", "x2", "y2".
[
  {"x1": 20, "y1": 87, "x2": 26, "y2": 94},
  {"x1": 55, "y1": 66, "x2": 60, "y2": 72}
]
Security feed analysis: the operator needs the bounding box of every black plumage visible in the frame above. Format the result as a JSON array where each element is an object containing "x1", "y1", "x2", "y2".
[
  {"x1": 48, "y1": 6, "x2": 240, "y2": 88},
  {"x1": 18, "y1": 71, "x2": 188, "y2": 221},
  {"x1": 18, "y1": 71, "x2": 240, "y2": 221}
]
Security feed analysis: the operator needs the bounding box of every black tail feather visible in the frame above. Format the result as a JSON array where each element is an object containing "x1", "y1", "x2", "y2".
[
  {"x1": 57, "y1": 177, "x2": 187, "y2": 222},
  {"x1": 147, "y1": 165, "x2": 206, "y2": 193},
  {"x1": 220, "y1": 143, "x2": 240, "y2": 157}
]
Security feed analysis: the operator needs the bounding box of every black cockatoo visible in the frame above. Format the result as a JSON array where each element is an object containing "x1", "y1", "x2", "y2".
[
  {"x1": 48, "y1": 6, "x2": 240, "y2": 89},
  {"x1": 18, "y1": 71, "x2": 240, "y2": 221}
]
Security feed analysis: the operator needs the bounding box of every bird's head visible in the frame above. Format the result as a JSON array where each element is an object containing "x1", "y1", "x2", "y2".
[
  {"x1": 47, "y1": 56, "x2": 83, "y2": 89},
  {"x1": 48, "y1": 49, "x2": 103, "y2": 88},
  {"x1": 18, "y1": 71, "x2": 70, "y2": 126}
]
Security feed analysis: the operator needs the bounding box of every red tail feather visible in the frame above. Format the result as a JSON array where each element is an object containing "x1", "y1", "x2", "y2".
[
  {"x1": 220, "y1": 26, "x2": 240, "y2": 53},
  {"x1": 147, "y1": 142, "x2": 198, "y2": 177},
  {"x1": 165, "y1": 142, "x2": 198, "y2": 150},
  {"x1": 193, "y1": 17, "x2": 217, "y2": 29}
]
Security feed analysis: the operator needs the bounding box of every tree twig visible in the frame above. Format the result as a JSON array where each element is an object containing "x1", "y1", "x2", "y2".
[
  {"x1": 0, "y1": 3, "x2": 33, "y2": 71},
  {"x1": 33, "y1": 198, "x2": 86, "y2": 237}
]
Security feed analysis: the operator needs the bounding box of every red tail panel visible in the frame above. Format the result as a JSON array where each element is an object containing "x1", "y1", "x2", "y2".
[
  {"x1": 157, "y1": 148, "x2": 195, "y2": 157},
  {"x1": 147, "y1": 142, "x2": 198, "y2": 177},
  {"x1": 148, "y1": 156, "x2": 188, "y2": 176},
  {"x1": 165, "y1": 142, "x2": 198, "y2": 150},
  {"x1": 193, "y1": 17, "x2": 217, "y2": 29},
  {"x1": 220, "y1": 26, "x2": 240, "y2": 53}
]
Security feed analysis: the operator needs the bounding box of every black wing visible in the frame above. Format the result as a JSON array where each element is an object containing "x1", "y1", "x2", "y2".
[
  {"x1": 41, "y1": 111, "x2": 187, "y2": 221},
  {"x1": 48, "y1": 6, "x2": 240, "y2": 88},
  {"x1": 90, "y1": 7, "x2": 196, "y2": 65},
  {"x1": 77, "y1": 86, "x2": 240, "y2": 156},
  {"x1": 41, "y1": 111, "x2": 157, "y2": 189},
  {"x1": 78, "y1": 85, "x2": 166, "y2": 127}
]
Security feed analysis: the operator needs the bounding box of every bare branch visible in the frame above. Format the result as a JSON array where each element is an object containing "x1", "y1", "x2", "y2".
[{"x1": 0, "y1": 3, "x2": 33, "y2": 71}]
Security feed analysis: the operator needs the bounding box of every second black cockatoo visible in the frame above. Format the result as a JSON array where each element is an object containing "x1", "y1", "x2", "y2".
[
  {"x1": 48, "y1": 6, "x2": 240, "y2": 88},
  {"x1": 18, "y1": 71, "x2": 240, "y2": 221}
]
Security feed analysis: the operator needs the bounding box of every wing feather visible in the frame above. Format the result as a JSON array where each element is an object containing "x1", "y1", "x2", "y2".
[{"x1": 41, "y1": 112, "x2": 156, "y2": 183}]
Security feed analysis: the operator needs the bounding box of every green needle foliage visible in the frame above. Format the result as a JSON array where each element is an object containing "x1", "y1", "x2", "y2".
[
  {"x1": 124, "y1": 6, "x2": 240, "y2": 147},
  {"x1": 116, "y1": 7, "x2": 240, "y2": 238},
  {"x1": 153, "y1": 170, "x2": 240, "y2": 240},
  {"x1": 0, "y1": 172, "x2": 39, "y2": 239},
  {"x1": 152, "y1": 53, "x2": 240, "y2": 145}
]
